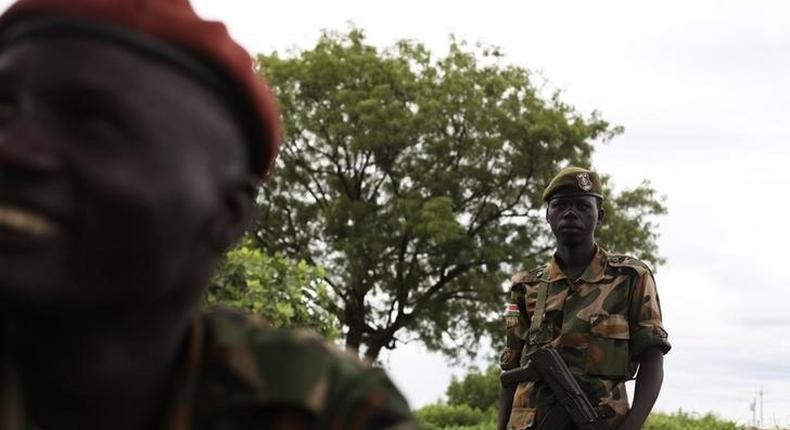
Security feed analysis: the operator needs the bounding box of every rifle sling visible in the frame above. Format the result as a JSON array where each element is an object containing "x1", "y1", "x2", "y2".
[{"x1": 529, "y1": 281, "x2": 549, "y2": 336}]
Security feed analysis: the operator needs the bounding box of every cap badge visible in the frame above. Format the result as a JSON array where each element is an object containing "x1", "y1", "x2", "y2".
[{"x1": 576, "y1": 173, "x2": 593, "y2": 191}]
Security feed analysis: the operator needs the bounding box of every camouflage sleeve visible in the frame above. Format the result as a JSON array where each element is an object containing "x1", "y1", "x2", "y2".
[
  {"x1": 322, "y1": 360, "x2": 418, "y2": 430},
  {"x1": 198, "y1": 309, "x2": 418, "y2": 430},
  {"x1": 628, "y1": 272, "x2": 671, "y2": 358},
  {"x1": 500, "y1": 283, "x2": 528, "y2": 370}
]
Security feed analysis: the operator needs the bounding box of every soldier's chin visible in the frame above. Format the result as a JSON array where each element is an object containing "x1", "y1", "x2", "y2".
[{"x1": 555, "y1": 231, "x2": 588, "y2": 246}]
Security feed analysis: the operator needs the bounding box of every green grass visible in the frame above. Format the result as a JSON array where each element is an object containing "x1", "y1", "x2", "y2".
[{"x1": 645, "y1": 411, "x2": 742, "y2": 430}]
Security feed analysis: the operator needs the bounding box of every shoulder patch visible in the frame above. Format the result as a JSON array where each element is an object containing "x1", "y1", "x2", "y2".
[
  {"x1": 510, "y1": 264, "x2": 548, "y2": 284},
  {"x1": 607, "y1": 254, "x2": 651, "y2": 276}
]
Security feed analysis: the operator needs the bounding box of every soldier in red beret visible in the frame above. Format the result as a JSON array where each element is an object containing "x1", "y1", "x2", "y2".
[{"x1": 0, "y1": 0, "x2": 416, "y2": 428}]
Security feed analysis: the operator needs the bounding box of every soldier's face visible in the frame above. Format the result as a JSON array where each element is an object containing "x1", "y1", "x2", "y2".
[
  {"x1": 546, "y1": 195, "x2": 602, "y2": 245},
  {"x1": 0, "y1": 36, "x2": 247, "y2": 313}
]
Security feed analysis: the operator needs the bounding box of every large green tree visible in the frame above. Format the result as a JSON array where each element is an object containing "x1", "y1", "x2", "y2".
[{"x1": 252, "y1": 29, "x2": 666, "y2": 360}]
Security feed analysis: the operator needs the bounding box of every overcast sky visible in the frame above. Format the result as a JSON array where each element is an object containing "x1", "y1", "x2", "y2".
[{"x1": 3, "y1": 0, "x2": 787, "y2": 426}]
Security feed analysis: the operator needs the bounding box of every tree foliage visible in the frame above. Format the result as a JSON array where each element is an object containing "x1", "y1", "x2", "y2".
[
  {"x1": 446, "y1": 366, "x2": 501, "y2": 412},
  {"x1": 207, "y1": 237, "x2": 340, "y2": 339},
  {"x1": 416, "y1": 403, "x2": 495, "y2": 430},
  {"x1": 599, "y1": 179, "x2": 667, "y2": 267},
  {"x1": 419, "y1": 365, "x2": 500, "y2": 430},
  {"x1": 253, "y1": 28, "x2": 666, "y2": 359}
]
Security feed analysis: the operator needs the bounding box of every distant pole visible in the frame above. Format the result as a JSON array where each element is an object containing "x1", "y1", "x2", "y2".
[
  {"x1": 758, "y1": 388, "x2": 763, "y2": 428},
  {"x1": 750, "y1": 398, "x2": 756, "y2": 427}
]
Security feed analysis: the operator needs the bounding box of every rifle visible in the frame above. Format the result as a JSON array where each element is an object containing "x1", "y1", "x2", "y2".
[{"x1": 500, "y1": 348, "x2": 610, "y2": 430}]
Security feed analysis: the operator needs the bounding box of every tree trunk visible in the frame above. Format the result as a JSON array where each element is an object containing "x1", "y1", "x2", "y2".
[
  {"x1": 363, "y1": 326, "x2": 398, "y2": 362},
  {"x1": 364, "y1": 339, "x2": 386, "y2": 362},
  {"x1": 344, "y1": 296, "x2": 365, "y2": 354},
  {"x1": 345, "y1": 323, "x2": 363, "y2": 352}
]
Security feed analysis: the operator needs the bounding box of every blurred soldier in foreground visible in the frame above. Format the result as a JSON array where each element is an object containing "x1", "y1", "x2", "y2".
[
  {"x1": 0, "y1": 0, "x2": 415, "y2": 428},
  {"x1": 499, "y1": 167, "x2": 670, "y2": 430}
]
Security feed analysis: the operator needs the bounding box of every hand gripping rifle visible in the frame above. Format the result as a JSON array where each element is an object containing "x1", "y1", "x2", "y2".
[{"x1": 500, "y1": 348, "x2": 611, "y2": 430}]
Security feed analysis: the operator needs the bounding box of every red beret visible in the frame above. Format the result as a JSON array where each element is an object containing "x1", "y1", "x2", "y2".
[{"x1": 0, "y1": 0, "x2": 281, "y2": 179}]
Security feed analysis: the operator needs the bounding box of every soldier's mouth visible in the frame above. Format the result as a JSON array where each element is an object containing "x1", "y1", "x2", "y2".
[{"x1": 0, "y1": 205, "x2": 59, "y2": 239}]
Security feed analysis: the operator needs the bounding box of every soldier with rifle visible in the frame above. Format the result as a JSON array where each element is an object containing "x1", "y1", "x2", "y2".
[{"x1": 498, "y1": 167, "x2": 671, "y2": 430}]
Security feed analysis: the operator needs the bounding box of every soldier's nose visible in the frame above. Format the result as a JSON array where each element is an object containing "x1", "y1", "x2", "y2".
[{"x1": 0, "y1": 123, "x2": 63, "y2": 178}]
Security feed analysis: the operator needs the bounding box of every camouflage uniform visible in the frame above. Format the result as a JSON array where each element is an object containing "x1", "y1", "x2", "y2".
[
  {"x1": 500, "y1": 246, "x2": 670, "y2": 430},
  {"x1": 0, "y1": 307, "x2": 417, "y2": 430}
]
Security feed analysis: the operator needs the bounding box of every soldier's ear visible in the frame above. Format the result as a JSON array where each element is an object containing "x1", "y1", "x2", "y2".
[
  {"x1": 206, "y1": 177, "x2": 257, "y2": 251},
  {"x1": 545, "y1": 207, "x2": 550, "y2": 223}
]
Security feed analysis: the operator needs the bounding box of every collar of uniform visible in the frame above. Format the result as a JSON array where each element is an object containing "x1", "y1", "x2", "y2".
[
  {"x1": 543, "y1": 244, "x2": 608, "y2": 284},
  {"x1": 543, "y1": 255, "x2": 567, "y2": 283},
  {"x1": 161, "y1": 313, "x2": 205, "y2": 430},
  {"x1": 578, "y1": 245, "x2": 609, "y2": 283}
]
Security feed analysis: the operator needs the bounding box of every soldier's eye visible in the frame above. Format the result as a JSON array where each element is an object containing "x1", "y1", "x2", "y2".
[{"x1": 44, "y1": 84, "x2": 135, "y2": 143}]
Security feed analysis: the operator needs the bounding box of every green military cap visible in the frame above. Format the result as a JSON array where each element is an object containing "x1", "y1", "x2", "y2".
[{"x1": 542, "y1": 166, "x2": 603, "y2": 202}]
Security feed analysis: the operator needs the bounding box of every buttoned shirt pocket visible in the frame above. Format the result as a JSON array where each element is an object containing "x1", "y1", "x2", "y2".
[{"x1": 585, "y1": 313, "x2": 630, "y2": 378}]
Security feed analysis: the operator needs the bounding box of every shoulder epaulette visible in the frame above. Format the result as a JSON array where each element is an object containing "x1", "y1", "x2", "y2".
[
  {"x1": 510, "y1": 271, "x2": 530, "y2": 284},
  {"x1": 607, "y1": 254, "x2": 652, "y2": 276},
  {"x1": 510, "y1": 264, "x2": 548, "y2": 284}
]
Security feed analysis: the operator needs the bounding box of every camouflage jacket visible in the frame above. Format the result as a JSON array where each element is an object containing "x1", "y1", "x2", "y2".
[
  {"x1": 499, "y1": 246, "x2": 670, "y2": 430},
  {"x1": 0, "y1": 307, "x2": 417, "y2": 430}
]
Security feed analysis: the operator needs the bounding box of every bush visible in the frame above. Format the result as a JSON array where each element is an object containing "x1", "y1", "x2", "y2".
[
  {"x1": 207, "y1": 237, "x2": 340, "y2": 338},
  {"x1": 416, "y1": 403, "x2": 496, "y2": 430},
  {"x1": 446, "y1": 365, "x2": 501, "y2": 411}
]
